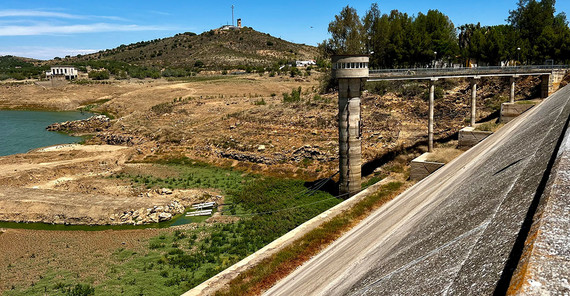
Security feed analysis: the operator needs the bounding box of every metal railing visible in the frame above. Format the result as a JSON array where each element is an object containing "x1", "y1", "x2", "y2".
[{"x1": 369, "y1": 65, "x2": 569, "y2": 78}]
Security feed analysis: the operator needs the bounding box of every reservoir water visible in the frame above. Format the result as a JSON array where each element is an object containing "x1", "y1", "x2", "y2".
[{"x1": 0, "y1": 110, "x2": 92, "y2": 156}]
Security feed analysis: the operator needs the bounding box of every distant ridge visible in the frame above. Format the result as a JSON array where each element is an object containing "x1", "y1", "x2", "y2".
[{"x1": 63, "y1": 27, "x2": 318, "y2": 69}]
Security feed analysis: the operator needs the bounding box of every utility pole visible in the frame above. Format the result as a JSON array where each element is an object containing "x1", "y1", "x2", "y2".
[{"x1": 232, "y1": 5, "x2": 234, "y2": 26}]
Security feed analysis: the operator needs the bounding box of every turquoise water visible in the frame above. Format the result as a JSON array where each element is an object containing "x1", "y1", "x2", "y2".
[{"x1": 0, "y1": 110, "x2": 92, "y2": 156}]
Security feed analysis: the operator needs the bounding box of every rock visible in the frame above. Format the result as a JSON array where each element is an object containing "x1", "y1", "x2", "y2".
[
  {"x1": 148, "y1": 213, "x2": 159, "y2": 223},
  {"x1": 218, "y1": 151, "x2": 280, "y2": 165},
  {"x1": 96, "y1": 133, "x2": 139, "y2": 146},
  {"x1": 290, "y1": 145, "x2": 336, "y2": 162},
  {"x1": 158, "y1": 212, "x2": 172, "y2": 222},
  {"x1": 160, "y1": 188, "x2": 173, "y2": 195},
  {"x1": 46, "y1": 115, "x2": 111, "y2": 133},
  {"x1": 258, "y1": 145, "x2": 266, "y2": 151}
]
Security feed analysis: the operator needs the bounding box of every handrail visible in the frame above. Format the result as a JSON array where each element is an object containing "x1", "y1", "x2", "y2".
[{"x1": 369, "y1": 65, "x2": 569, "y2": 77}]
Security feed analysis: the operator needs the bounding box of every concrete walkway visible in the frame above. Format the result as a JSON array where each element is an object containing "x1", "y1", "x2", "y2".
[{"x1": 265, "y1": 86, "x2": 570, "y2": 296}]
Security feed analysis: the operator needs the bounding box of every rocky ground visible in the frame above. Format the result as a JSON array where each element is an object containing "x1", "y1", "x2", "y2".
[{"x1": 0, "y1": 73, "x2": 546, "y2": 226}]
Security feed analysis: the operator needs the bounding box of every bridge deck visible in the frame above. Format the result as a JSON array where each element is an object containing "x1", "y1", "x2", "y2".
[{"x1": 368, "y1": 65, "x2": 566, "y2": 81}]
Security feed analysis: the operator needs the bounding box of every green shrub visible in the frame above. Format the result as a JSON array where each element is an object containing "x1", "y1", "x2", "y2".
[
  {"x1": 283, "y1": 86, "x2": 302, "y2": 103},
  {"x1": 289, "y1": 67, "x2": 301, "y2": 77},
  {"x1": 423, "y1": 86, "x2": 444, "y2": 101},
  {"x1": 402, "y1": 83, "x2": 425, "y2": 97},
  {"x1": 151, "y1": 102, "x2": 175, "y2": 114},
  {"x1": 484, "y1": 94, "x2": 506, "y2": 111},
  {"x1": 88, "y1": 70, "x2": 110, "y2": 80},
  {"x1": 253, "y1": 98, "x2": 266, "y2": 105},
  {"x1": 65, "y1": 283, "x2": 94, "y2": 296},
  {"x1": 367, "y1": 81, "x2": 392, "y2": 95}
]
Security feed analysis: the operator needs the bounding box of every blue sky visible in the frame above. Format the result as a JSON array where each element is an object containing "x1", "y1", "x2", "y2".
[{"x1": 0, "y1": 0, "x2": 569, "y2": 60}]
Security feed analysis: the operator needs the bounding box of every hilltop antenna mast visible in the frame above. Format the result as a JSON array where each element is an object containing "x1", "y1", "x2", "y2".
[{"x1": 232, "y1": 5, "x2": 234, "y2": 26}]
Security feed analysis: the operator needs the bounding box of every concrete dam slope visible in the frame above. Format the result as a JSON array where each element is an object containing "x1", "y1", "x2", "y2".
[{"x1": 265, "y1": 86, "x2": 570, "y2": 296}]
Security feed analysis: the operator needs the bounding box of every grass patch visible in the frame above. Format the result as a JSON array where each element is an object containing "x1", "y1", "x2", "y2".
[
  {"x1": 215, "y1": 181, "x2": 405, "y2": 296},
  {"x1": 484, "y1": 94, "x2": 507, "y2": 111},
  {"x1": 4, "y1": 270, "x2": 94, "y2": 296},
  {"x1": 515, "y1": 100, "x2": 537, "y2": 105},
  {"x1": 424, "y1": 148, "x2": 463, "y2": 163},
  {"x1": 92, "y1": 178, "x2": 339, "y2": 295},
  {"x1": 253, "y1": 98, "x2": 266, "y2": 105},
  {"x1": 9, "y1": 158, "x2": 343, "y2": 296},
  {"x1": 77, "y1": 134, "x2": 94, "y2": 145},
  {"x1": 16, "y1": 158, "x2": 334, "y2": 295},
  {"x1": 116, "y1": 157, "x2": 250, "y2": 193},
  {"x1": 475, "y1": 121, "x2": 504, "y2": 132},
  {"x1": 361, "y1": 173, "x2": 387, "y2": 189}
]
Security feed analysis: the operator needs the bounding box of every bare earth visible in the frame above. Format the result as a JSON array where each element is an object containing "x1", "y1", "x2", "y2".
[
  {"x1": 0, "y1": 227, "x2": 175, "y2": 293},
  {"x1": 0, "y1": 74, "x2": 539, "y2": 226},
  {"x1": 0, "y1": 76, "x2": 324, "y2": 225},
  {"x1": 0, "y1": 74, "x2": 543, "y2": 295}
]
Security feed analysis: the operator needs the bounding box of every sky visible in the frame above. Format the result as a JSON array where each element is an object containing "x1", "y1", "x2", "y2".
[{"x1": 0, "y1": 0, "x2": 569, "y2": 60}]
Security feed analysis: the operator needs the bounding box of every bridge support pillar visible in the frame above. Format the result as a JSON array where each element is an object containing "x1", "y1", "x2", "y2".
[
  {"x1": 541, "y1": 70, "x2": 567, "y2": 98},
  {"x1": 510, "y1": 76, "x2": 516, "y2": 103},
  {"x1": 338, "y1": 79, "x2": 362, "y2": 196},
  {"x1": 541, "y1": 75, "x2": 551, "y2": 98},
  {"x1": 428, "y1": 79, "x2": 437, "y2": 152},
  {"x1": 332, "y1": 55, "x2": 369, "y2": 197},
  {"x1": 470, "y1": 78, "x2": 479, "y2": 127}
]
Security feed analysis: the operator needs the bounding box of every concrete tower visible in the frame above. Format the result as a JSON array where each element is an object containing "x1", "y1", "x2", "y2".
[{"x1": 332, "y1": 55, "x2": 369, "y2": 197}]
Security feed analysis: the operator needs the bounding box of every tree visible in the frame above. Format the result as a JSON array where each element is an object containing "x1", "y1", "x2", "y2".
[
  {"x1": 415, "y1": 10, "x2": 459, "y2": 65},
  {"x1": 508, "y1": 0, "x2": 570, "y2": 63},
  {"x1": 321, "y1": 1, "x2": 570, "y2": 69},
  {"x1": 323, "y1": 5, "x2": 366, "y2": 55}
]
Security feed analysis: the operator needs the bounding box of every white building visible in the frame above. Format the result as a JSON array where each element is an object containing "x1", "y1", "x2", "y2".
[
  {"x1": 46, "y1": 66, "x2": 78, "y2": 80},
  {"x1": 296, "y1": 60, "x2": 316, "y2": 67}
]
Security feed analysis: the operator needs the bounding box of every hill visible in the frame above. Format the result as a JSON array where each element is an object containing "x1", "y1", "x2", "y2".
[
  {"x1": 0, "y1": 55, "x2": 46, "y2": 80},
  {"x1": 65, "y1": 27, "x2": 318, "y2": 70}
]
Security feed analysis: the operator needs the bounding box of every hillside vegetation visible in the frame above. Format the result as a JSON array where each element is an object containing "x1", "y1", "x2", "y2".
[
  {"x1": 0, "y1": 28, "x2": 319, "y2": 80},
  {"x1": 64, "y1": 27, "x2": 318, "y2": 70},
  {"x1": 0, "y1": 56, "x2": 46, "y2": 80}
]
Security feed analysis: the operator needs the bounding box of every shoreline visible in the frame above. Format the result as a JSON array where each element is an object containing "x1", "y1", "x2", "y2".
[{"x1": 0, "y1": 208, "x2": 191, "y2": 231}]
